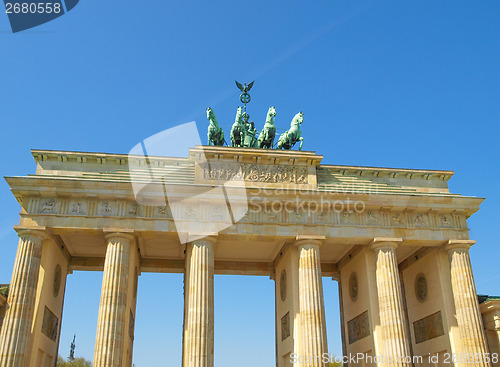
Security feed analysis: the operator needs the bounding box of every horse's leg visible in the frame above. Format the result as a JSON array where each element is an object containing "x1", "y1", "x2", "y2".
[
  {"x1": 231, "y1": 129, "x2": 236, "y2": 147},
  {"x1": 298, "y1": 137, "x2": 304, "y2": 150},
  {"x1": 207, "y1": 131, "x2": 212, "y2": 146},
  {"x1": 278, "y1": 134, "x2": 285, "y2": 149}
]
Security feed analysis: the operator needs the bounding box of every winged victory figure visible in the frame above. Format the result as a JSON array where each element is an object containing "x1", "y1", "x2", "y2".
[{"x1": 235, "y1": 80, "x2": 254, "y2": 93}]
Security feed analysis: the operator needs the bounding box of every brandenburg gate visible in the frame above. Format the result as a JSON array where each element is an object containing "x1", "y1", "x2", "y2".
[{"x1": 0, "y1": 145, "x2": 495, "y2": 367}]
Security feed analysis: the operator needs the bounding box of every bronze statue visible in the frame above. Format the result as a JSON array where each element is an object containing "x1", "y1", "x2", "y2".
[
  {"x1": 206, "y1": 107, "x2": 225, "y2": 146},
  {"x1": 68, "y1": 334, "x2": 76, "y2": 362},
  {"x1": 277, "y1": 112, "x2": 304, "y2": 150},
  {"x1": 257, "y1": 106, "x2": 277, "y2": 149},
  {"x1": 205, "y1": 81, "x2": 305, "y2": 150},
  {"x1": 235, "y1": 80, "x2": 254, "y2": 111},
  {"x1": 242, "y1": 112, "x2": 258, "y2": 148},
  {"x1": 230, "y1": 107, "x2": 245, "y2": 147}
]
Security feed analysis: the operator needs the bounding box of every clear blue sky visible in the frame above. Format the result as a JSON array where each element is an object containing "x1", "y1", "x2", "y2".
[{"x1": 1, "y1": 1, "x2": 499, "y2": 366}]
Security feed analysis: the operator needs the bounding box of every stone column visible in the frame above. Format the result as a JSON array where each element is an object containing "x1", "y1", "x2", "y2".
[
  {"x1": 0, "y1": 228, "x2": 47, "y2": 367},
  {"x1": 445, "y1": 240, "x2": 491, "y2": 367},
  {"x1": 371, "y1": 238, "x2": 411, "y2": 367},
  {"x1": 94, "y1": 232, "x2": 135, "y2": 367},
  {"x1": 296, "y1": 236, "x2": 328, "y2": 367},
  {"x1": 182, "y1": 236, "x2": 216, "y2": 367}
]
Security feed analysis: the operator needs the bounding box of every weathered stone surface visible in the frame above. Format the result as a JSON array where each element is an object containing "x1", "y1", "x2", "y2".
[
  {"x1": 94, "y1": 233, "x2": 135, "y2": 367},
  {"x1": 446, "y1": 241, "x2": 491, "y2": 367},
  {"x1": 183, "y1": 237, "x2": 216, "y2": 367},
  {"x1": 371, "y1": 238, "x2": 411, "y2": 367},
  {"x1": 0, "y1": 230, "x2": 46, "y2": 367},
  {"x1": 347, "y1": 310, "x2": 370, "y2": 344},
  {"x1": 413, "y1": 311, "x2": 444, "y2": 344},
  {"x1": 297, "y1": 237, "x2": 328, "y2": 367},
  {"x1": 0, "y1": 147, "x2": 492, "y2": 367}
]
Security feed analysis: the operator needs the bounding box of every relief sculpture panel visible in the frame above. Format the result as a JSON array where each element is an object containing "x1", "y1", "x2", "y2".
[
  {"x1": 202, "y1": 162, "x2": 308, "y2": 184},
  {"x1": 348, "y1": 310, "x2": 370, "y2": 344},
  {"x1": 413, "y1": 311, "x2": 445, "y2": 344},
  {"x1": 41, "y1": 306, "x2": 59, "y2": 342}
]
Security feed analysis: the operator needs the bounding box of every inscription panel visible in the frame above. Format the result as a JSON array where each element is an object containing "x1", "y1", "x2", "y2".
[
  {"x1": 281, "y1": 312, "x2": 290, "y2": 341},
  {"x1": 202, "y1": 162, "x2": 308, "y2": 184},
  {"x1": 348, "y1": 310, "x2": 370, "y2": 344},
  {"x1": 413, "y1": 311, "x2": 444, "y2": 344},
  {"x1": 41, "y1": 306, "x2": 59, "y2": 342}
]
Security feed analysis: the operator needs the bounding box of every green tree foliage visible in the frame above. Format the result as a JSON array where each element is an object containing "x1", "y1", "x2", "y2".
[{"x1": 56, "y1": 356, "x2": 92, "y2": 367}]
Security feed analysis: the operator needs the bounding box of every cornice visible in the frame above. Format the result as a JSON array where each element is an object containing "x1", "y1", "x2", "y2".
[{"x1": 319, "y1": 164, "x2": 454, "y2": 181}]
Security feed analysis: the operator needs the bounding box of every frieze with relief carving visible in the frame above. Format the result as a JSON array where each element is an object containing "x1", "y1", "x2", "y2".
[
  {"x1": 202, "y1": 162, "x2": 308, "y2": 184},
  {"x1": 30, "y1": 197, "x2": 468, "y2": 231}
]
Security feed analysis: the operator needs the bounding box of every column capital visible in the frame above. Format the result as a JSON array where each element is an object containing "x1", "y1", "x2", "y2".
[
  {"x1": 370, "y1": 237, "x2": 402, "y2": 251},
  {"x1": 294, "y1": 235, "x2": 326, "y2": 248},
  {"x1": 103, "y1": 230, "x2": 135, "y2": 243},
  {"x1": 188, "y1": 233, "x2": 218, "y2": 246},
  {"x1": 14, "y1": 225, "x2": 49, "y2": 240},
  {"x1": 444, "y1": 239, "x2": 476, "y2": 252}
]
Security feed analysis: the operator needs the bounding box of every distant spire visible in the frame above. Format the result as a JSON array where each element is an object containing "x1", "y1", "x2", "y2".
[{"x1": 68, "y1": 335, "x2": 76, "y2": 362}]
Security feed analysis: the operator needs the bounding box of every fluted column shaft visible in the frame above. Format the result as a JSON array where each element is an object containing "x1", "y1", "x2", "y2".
[
  {"x1": 94, "y1": 233, "x2": 134, "y2": 367},
  {"x1": 446, "y1": 241, "x2": 491, "y2": 367},
  {"x1": 371, "y1": 238, "x2": 411, "y2": 367},
  {"x1": 0, "y1": 230, "x2": 46, "y2": 367},
  {"x1": 297, "y1": 238, "x2": 328, "y2": 367},
  {"x1": 183, "y1": 238, "x2": 215, "y2": 367}
]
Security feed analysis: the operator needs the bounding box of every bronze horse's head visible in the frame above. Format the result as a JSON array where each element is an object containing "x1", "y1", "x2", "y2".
[
  {"x1": 206, "y1": 107, "x2": 213, "y2": 120},
  {"x1": 291, "y1": 111, "x2": 304, "y2": 125}
]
